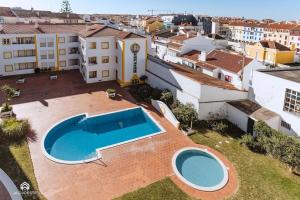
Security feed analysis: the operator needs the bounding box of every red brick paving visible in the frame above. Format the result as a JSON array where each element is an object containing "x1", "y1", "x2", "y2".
[{"x1": 0, "y1": 70, "x2": 238, "y2": 200}]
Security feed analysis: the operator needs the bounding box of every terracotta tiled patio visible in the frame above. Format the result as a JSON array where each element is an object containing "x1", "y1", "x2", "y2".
[{"x1": 0, "y1": 70, "x2": 238, "y2": 200}]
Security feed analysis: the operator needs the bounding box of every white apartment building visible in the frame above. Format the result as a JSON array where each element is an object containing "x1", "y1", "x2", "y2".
[
  {"x1": 146, "y1": 55, "x2": 248, "y2": 119},
  {"x1": 249, "y1": 68, "x2": 300, "y2": 137},
  {"x1": 174, "y1": 49, "x2": 266, "y2": 91},
  {"x1": 0, "y1": 24, "x2": 147, "y2": 86},
  {"x1": 157, "y1": 32, "x2": 227, "y2": 63}
]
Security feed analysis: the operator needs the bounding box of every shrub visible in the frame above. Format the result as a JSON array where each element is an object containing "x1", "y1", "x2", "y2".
[
  {"x1": 106, "y1": 88, "x2": 116, "y2": 94},
  {"x1": 293, "y1": 166, "x2": 300, "y2": 176},
  {"x1": 242, "y1": 120, "x2": 300, "y2": 168},
  {"x1": 210, "y1": 120, "x2": 229, "y2": 134},
  {"x1": 1, "y1": 84, "x2": 16, "y2": 102},
  {"x1": 172, "y1": 103, "x2": 197, "y2": 130},
  {"x1": 1, "y1": 102, "x2": 12, "y2": 113},
  {"x1": 34, "y1": 68, "x2": 41, "y2": 73},
  {"x1": 139, "y1": 75, "x2": 148, "y2": 82},
  {"x1": 151, "y1": 88, "x2": 162, "y2": 100},
  {"x1": 137, "y1": 84, "x2": 152, "y2": 100},
  {"x1": 160, "y1": 89, "x2": 173, "y2": 107},
  {"x1": 1, "y1": 118, "x2": 30, "y2": 139}
]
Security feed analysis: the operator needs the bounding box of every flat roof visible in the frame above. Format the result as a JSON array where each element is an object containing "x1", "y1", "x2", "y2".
[
  {"x1": 259, "y1": 67, "x2": 300, "y2": 83},
  {"x1": 227, "y1": 100, "x2": 279, "y2": 121}
]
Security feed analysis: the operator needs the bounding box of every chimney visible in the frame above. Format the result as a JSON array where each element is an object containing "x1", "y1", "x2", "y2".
[
  {"x1": 34, "y1": 21, "x2": 39, "y2": 29},
  {"x1": 186, "y1": 32, "x2": 190, "y2": 38},
  {"x1": 199, "y1": 51, "x2": 207, "y2": 62}
]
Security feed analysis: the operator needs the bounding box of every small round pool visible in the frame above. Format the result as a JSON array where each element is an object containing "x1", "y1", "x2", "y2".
[{"x1": 172, "y1": 147, "x2": 228, "y2": 191}]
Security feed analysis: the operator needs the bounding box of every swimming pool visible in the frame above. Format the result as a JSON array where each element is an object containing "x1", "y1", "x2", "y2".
[
  {"x1": 172, "y1": 147, "x2": 228, "y2": 191},
  {"x1": 42, "y1": 107, "x2": 164, "y2": 164}
]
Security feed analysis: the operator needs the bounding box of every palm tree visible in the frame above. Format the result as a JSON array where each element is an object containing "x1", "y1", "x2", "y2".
[{"x1": 1, "y1": 84, "x2": 15, "y2": 112}]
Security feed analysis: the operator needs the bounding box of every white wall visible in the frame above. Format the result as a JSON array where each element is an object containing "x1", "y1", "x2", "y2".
[
  {"x1": 147, "y1": 57, "x2": 248, "y2": 120},
  {"x1": 226, "y1": 103, "x2": 249, "y2": 132},
  {"x1": 250, "y1": 70, "x2": 300, "y2": 136}
]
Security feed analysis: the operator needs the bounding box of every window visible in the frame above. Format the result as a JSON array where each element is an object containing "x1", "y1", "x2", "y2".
[
  {"x1": 88, "y1": 57, "x2": 97, "y2": 65},
  {"x1": 218, "y1": 73, "x2": 222, "y2": 79},
  {"x1": 283, "y1": 88, "x2": 300, "y2": 115},
  {"x1": 58, "y1": 37, "x2": 65, "y2": 43},
  {"x1": 2, "y1": 38, "x2": 10, "y2": 45},
  {"x1": 41, "y1": 62, "x2": 48, "y2": 68},
  {"x1": 59, "y1": 61, "x2": 66, "y2": 67},
  {"x1": 47, "y1": 38, "x2": 54, "y2": 47},
  {"x1": 40, "y1": 38, "x2": 46, "y2": 47},
  {"x1": 101, "y1": 42, "x2": 109, "y2": 49},
  {"x1": 15, "y1": 62, "x2": 35, "y2": 70},
  {"x1": 115, "y1": 56, "x2": 118, "y2": 63},
  {"x1": 48, "y1": 50, "x2": 55, "y2": 59},
  {"x1": 102, "y1": 56, "x2": 109, "y2": 63},
  {"x1": 59, "y1": 49, "x2": 66, "y2": 55},
  {"x1": 47, "y1": 62, "x2": 55, "y2": 68},
  {"x1": 102, "y1": 70, "x2": 109, "y2": 78},
  {"x1": 225, "y1": 75, "x2": 232, "y2": 82},
  {"x1": 3, "y1": 52, "x2": 12, "y2": 59},
  {"x1": 115, "y1": 42, "x2": 118, "y2": 49},
  {"x1": 89, "y1": 71, "x2": 97, "y2": 78},
  {"x1": 16, "y1": 37, "x2": 34, "y2": 44},
  {"x1": 281, "y1": 120, "x2": 291, "y2": 130},
  {"x1": 4, "y1": 65, "x2": 13, "y2": 72},
  {"x1": 40, "y1": 50, "x2": 47, "y2": 59},
  {"x1": 89, "y1": 42, "x2": 96, "y2": 49}
]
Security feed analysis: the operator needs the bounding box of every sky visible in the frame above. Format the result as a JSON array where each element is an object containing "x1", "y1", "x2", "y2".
[{"x1": 0, "y1": 0, "x2": 299, "y2": 21}]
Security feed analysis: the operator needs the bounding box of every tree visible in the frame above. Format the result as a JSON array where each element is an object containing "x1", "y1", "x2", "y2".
[
  {"x1": 1, "y1": 85, "x2": 16, "y2": 113},
  {"x1": 60, "y1": 0, "x2": 72, "y2": 13},
  {"x1": 172, "y1": 103, "x2": 198, "y2": 130},
  {"x1": 160, "y1": 89, "x2": 173, "y2": 107}
]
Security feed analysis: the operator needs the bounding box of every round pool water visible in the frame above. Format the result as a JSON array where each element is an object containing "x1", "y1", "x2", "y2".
[{"x1": 172, "y1": 147, "x2": 228, "y2": 191}]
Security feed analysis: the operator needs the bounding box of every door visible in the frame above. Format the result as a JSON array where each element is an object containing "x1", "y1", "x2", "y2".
[{"x1": 247, "y1": 117, "x2": 255, "y2": 135}]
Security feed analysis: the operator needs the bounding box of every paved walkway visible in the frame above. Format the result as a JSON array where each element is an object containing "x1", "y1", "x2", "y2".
[{"x1": 2, "y1": 71, "x2": 238, "y2": 200}]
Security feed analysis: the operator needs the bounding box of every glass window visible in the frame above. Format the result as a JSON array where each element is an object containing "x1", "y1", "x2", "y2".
[
  {"x1": 89, "y1": 42, "x2": 96, "y2": 49},
  {"x1": 48, "y1": 50, "x2": 55, "y2": 59},
  {"x1": 48, "y1": 62, "x2": 55, "y2": 68},
  {"x1": 3, "y1": 52, "x2": 12, "y2": 59},
  {"x1": 102, "y1": 70, "x2": 109, "y2": 78},
  {"x1": 40, "y1": 50, "x2": 47, "y2": 59},
  {"x1": 89, "y1": 71, "x2": 97, "y2": 78},
  {"x1": 283, "y1": 88, "x2": 300, "y2": 115},
  {"x1": 40, "y1": 38, "x2": 46, "y2": 47},
  {"x1": 2, "y1": 38, "x2": 10, "y2": 45},
  {"x1": 115, "y1": 56, "x2": 118, "y2": 63},
  {"x1": 88, "y1": 57, "x2": 97, "y2": 65},
  {"x1": 59, "y1": 49, "x2": 66, "y2": 55},
  {"x1": 102, "y1": 56, "x2": 109, "y2": 63},
  {"x1": 58, "y1": 37, "x2": 65, "y2": 43},
  {"x1": 59, "y1": 61, "x2": 66, "y2": 67},
  {"x1": 4, "y1": 65, "x2": 13, "y2": 72},
  {"x1": 101, "y1": 42, "x2": 109, "y2": 49},
  {"x1": 48, "y1": 38, "x2": 54, "y2": 47}
]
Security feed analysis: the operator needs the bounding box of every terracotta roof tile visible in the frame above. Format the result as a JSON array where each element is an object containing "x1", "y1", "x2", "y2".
[
  {"x1": 197, "y1": 50, "x2": 253, "y2": 73},
  {"x1": 167, "y1": 61, "x2": 240, "y2": 91},
  {"x1": 259, "y1": 40, "x2": 291, "y2": 51},
  {"x1": 169, "y1": 33, "x2": 196, "y2": 42},
  {"x1": 0, "y1": 7, "x2": 15, "y2": 17}
]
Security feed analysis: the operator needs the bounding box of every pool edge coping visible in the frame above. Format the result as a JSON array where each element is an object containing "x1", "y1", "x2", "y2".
[
  {"x1": 41, "y1": 106, "x2": 166, "y2": 165},
  {"x1": 171, "y1": 147, "x2": 229, "y2": 192}
]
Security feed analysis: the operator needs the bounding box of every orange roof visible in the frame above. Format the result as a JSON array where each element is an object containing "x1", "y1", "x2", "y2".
[
  {"x1": 167, "y1": 62, "x2": 240, "y2": 91},
  {"x1": 197, "y1": 50, "x2": 253, "y2": 73},
  {"x1": 169, "y1": 33, "x2": 196, "y2": 42},
  {"x1": 259, "y1": 40, "x2": 291, "y2": 51},
  {"x1": 0, "y1": 24, "x2": 144, "y2": 39}
]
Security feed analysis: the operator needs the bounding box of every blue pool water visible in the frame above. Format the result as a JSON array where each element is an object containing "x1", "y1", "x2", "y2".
[
  {"x1": 175, "y1": 149, "x2": 226, "y2": 188},
  {"x1": 43, "y1": 107, "x2": 162, "y2": 162}
]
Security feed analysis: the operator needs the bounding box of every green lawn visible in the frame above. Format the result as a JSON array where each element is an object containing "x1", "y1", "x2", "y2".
[
  {"x1": 190, "y1": 128, "x2": 300, "y2": 200},
  {"x1": 0, "y1": 139, "x2": 45, "y2": 200},
  {"x1": 115, "y1": 178, "x2": 195, "y2": 200}
]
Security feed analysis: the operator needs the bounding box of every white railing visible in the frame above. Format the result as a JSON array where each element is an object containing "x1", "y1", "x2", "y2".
[{"x1": 151, "y1": 99, "x2": 180, "y2": 129}]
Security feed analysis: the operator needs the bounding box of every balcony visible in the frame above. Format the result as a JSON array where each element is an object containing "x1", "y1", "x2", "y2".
[
  {"x1": 68, "y1": 36, "x2": 79, "y2": 43},
  {"x1": 69, "y1": 48, "x2": 79, "y2": 54}
]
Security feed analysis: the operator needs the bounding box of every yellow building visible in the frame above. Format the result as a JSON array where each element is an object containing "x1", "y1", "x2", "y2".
[
  {"x1": 141, "y1": 18, "x2": 164, "y2": 33},
  {"x1": 246, "y1": 41, "x2": 295, "y2": 65}
]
